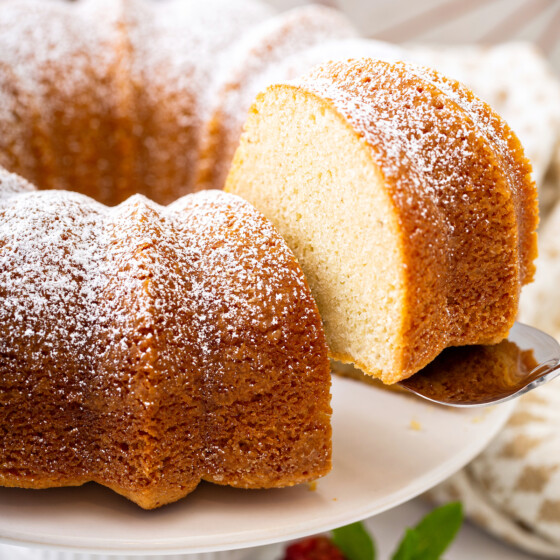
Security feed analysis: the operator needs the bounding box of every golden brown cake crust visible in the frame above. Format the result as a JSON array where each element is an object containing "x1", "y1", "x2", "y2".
[
  {"x1": 0, "y1": 169, "x2": 331, "y2": 509},
  {"x1": 289, "y1": 60, "x2": 538, "y2": 375},
  {"x1": 406, "y1": 65, "x2": 538, "y2": 285}
]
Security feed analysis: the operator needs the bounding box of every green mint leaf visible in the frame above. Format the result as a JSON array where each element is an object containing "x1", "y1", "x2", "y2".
[
  {"x1": 332, "y1": 521, "x2": 376, "y2": 560},
  {"x1": 391, "y1": 528, "x2": 419, "y2": 560},
  {"x1": 413, "y1": 502, "x2": 463, "y2": 560},
  {"x1": 391, "y1": 502, "x2": 463, "y2": 560}
]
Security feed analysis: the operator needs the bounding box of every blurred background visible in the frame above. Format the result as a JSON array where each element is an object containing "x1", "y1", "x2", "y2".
[{"x1": 265, "y1": 0, "x2": 560, "y2": 74}]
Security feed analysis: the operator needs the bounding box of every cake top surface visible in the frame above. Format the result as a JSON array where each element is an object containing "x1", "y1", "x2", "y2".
[{"x1": 0, "y1": 171, "x2": 324, "y2": 398}]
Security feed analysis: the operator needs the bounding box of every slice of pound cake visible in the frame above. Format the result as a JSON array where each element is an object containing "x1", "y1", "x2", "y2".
[{"x1": 226, "y1": 59, "x2": 538, "y2": 384}]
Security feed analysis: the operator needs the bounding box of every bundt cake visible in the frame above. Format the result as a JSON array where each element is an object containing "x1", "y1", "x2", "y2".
[
  {"x1": 0, "y1": 0, "x2": 540, "y2": 508},
  {"x1": 0, "y1": 168, "x2": 331, "y2": 509},
  {"x1": 226, "y1": 59, "x2": 539, "y2": 384}
]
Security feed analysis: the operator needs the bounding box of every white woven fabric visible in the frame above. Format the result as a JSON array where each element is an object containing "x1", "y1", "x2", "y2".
[
  {"x1": 520, "y1": 200, "x2": 560, "y2": 341},
  {"x1": 428, "y1": 378, "x2": 560, "y2": 558}
]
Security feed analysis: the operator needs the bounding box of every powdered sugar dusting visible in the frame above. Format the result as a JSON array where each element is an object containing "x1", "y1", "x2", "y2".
[
  {"x1": 0, "y1": 171, "x2": 320, "y2": 386},
  {"x1": 0, "y1": 170, "x2": 34, "y2": 199},
  {"x1": 123, "y1": 0, "x2": 274, "y2": 200},
  {"x1": 408, "y1": 43, "x2": 560, "y2": 188}
]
